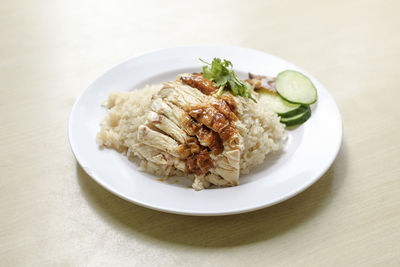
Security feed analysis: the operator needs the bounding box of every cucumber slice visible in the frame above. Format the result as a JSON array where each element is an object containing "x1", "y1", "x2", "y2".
[
  {"x1": 280, "y1": 106, "x2": 311, "y2": 127},
  {"x1": 258, "y1": 90, "x2": 306, "y2": 117},
  {"x1": 276, "y1": 70, "x2": 317, "y2": 105},
  {"x1": 280, "y1": 105, "x2": 309, "y2": 118}
]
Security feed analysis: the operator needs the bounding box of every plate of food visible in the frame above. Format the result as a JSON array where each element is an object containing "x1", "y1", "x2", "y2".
[{"x1": 69, "y1": 45, "x2": 342, "y2": 215}]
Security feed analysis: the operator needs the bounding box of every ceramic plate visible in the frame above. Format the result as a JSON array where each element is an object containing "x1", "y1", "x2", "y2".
[{"x1": 69, "y1": 46, "x2": 342, "y2": 216}]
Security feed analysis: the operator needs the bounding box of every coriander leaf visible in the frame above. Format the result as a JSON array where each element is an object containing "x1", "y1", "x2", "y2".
[
  {"x1": 199, "y1": 58, "x2": 257, "y2": 102},
  {"x1": 202, "y1": 65, "x2": 213, "y2": 79}
]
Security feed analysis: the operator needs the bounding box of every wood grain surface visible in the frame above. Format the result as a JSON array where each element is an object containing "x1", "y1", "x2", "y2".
[{"x1": 1, "y1": 0, "x2": 399, "y2": 266}]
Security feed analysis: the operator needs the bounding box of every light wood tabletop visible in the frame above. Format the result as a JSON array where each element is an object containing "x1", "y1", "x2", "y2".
[{"x1": 1, "y1": 0, "x2": 399, "y2": 266}]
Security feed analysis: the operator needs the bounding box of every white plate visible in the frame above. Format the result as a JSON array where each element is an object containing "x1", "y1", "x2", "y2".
[{"x1": 69, "y1": 46, "x2": 342, "y2": 216}]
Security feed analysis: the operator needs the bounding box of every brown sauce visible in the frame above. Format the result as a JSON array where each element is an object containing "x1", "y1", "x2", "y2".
[
  {"x1": 220, "y1": 95, "x2": 238, "y2": 114},
  {"x1": 195, "y1": 149, "x2": 214, "y2": 174},
  {"x1": 189, "y1": 105, "x2": 237, "y2": 142},
  {"x1": 182, "y1": 116, "x2": 201, "y2": 136},
  {"x1": 181, "y1": 73, "x2": 218, "y2": 95},
  {"x1": 197, "y1": 126, "x2": 223, "y2": 155},
  {"x1": 176, "y1": 137, "x2": 201, "y2": 159},
  {"x1": 177, "y1": 118, "x2": 224, "y2": 175},
  {"x1": 212, "y1": 99, "x2": 238, "y2": 122},
  {"x1": 185, "y1": 149, "x2": 214, "y2": 175},
  {"x1": 174, "y1": 119, "x2": 218, "y2": 175}
]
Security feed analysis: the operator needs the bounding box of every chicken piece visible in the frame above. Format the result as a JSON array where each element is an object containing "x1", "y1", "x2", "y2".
[
  {"x1": 158, "y1": 84, "x2": 202, "y2": 110},
  {"x1": 157, "y1": 85, "x2": 212, "y2": 138},
  {"x1": 212, "y1": 149, "x2": 240, "y2": 185},
  {"x1": 134, "y1": 144, "x2": 186, "y2": 172},
  {"x1": 211, "y1": 98, "x2": 238, "y2": 122},
  {"x1": 197, "y1": 126, "x2": 223, "y2": 155},
  {"x1": 151, "y1": 97, "x2": 197, "y2": 136},
  {"x1": 134, "y1": 144, "x2": 168, "y2": 165},
  {"x1": 192, "y1": 172, "x2": 230, "y2": 190},
  {"x1": 153, "y1": 89, "x2": 225, "y2": 154},
  {"x1": 204, "y1": 173, "x2": 229, "y2": 186},
  {"x1": 175, "y1": 78, "x2": 238, "y2": 122},
  {"x1": 172, "y1": 79, "x2": 210, "y2": 101},
  {"x1": 176, "y1": 137, "x2": 201, "y2": 159},
  {"x1": 137, "y1": 125, "x2": 179, "y2": 157},
  {"x1": 214, "y1": 167, "x2": 239, "y2": 186},
  {"x1": 151, "y1": 97, "x2": 180, "y2": 126},
  {"x1": 179, "y1": 73, "x2": 218, "y2": 95},
  {"x1": 221, "y1": 95, "x2": 238, "y2": 114},
  {"x1": 185, "y1": 149, "x2": 214, "y2": 175},
  {"x1": 246, "y1": 73, "x2": 276, "y2": 93},
  {"x1": 196, "y1": 149, "x2": 214, "y2": 174},
  {"x1": 189, "y1": 105, "x2": 238, "y2": 143},
  {"x1": 147, "y1": 111, "x2": 189, "y2": 144},
  {"x1": 212, "y1": 149, "x2": 240, "y2": 171},
  {"x1": 192, "y1": 175, "x2": 211, "y2": 191}
]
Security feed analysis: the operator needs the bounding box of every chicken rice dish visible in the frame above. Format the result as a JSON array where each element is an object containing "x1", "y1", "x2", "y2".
[{"x1": 97, "y1": 58, "x2": 317, "y2": 190}]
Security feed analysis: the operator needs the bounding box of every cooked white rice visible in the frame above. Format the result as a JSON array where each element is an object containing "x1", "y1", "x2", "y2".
[{"x1": 97, "y1": 84, "x2": 287, "y2": 180}]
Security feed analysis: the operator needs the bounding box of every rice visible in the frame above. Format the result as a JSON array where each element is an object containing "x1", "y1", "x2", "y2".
[
  {"x1": 97, "y1": 84, "x2": 287, "y2": 181},
  {"x1": 235, "y1": 95, "x2": 287, "y2": 174}
]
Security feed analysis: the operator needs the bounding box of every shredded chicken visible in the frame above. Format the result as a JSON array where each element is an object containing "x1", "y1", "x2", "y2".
[
  {"x1": 134, "y1": 73, "x2": 240, "y2": 190},
  {"x1": 137, "y1": 125, "x2": 179, "y2": 157}
]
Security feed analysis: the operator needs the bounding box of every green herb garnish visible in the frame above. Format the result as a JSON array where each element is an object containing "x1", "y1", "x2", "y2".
[{"x1": 200, "y1": 58, "x2": 257, "y2": 102}]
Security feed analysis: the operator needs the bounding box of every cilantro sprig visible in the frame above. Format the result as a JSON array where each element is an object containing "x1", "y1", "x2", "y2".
[{"x1": 200, "y1": 58, "x2": 257, "y2": 102}]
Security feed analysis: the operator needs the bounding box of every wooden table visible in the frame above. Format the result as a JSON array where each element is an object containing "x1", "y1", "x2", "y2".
[{"x1": 1, "y1": 0, "x2": 399, "y2": 265}]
